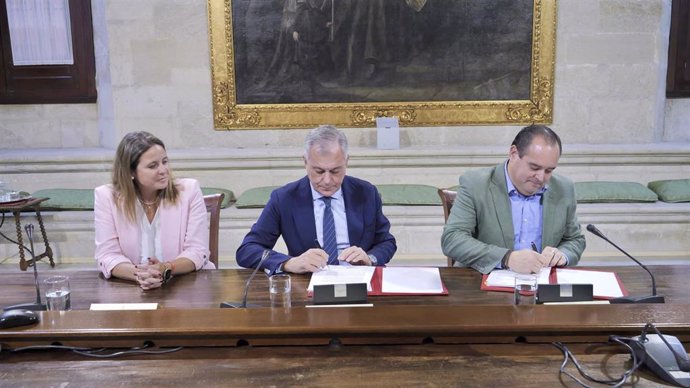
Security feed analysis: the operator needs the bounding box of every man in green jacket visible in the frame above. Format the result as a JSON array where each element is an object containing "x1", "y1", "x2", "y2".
[{"x1": 441, "y1": 125, "x2": 585, "y2": 274}]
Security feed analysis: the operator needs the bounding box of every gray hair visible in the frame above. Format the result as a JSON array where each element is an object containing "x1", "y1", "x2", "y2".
[{"x1": 304, "y1": 125, "x2": 349, "y2": 159}]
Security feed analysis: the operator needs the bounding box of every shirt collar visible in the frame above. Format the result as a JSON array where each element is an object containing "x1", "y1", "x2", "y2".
[
  {"x1": 310, "y1": 183, "x2": 343, "y2": 202},
  {"x1": 504, "y1": 161, "x2": 548, "y2": 198}
]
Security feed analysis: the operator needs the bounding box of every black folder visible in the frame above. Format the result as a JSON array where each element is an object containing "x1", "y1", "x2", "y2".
[
  {"x1": 536, "y1": 284, "x2": 593, "y2": 304},
  {"x1": 313, "y1": 283, "x2": 368, "y2": 305}
]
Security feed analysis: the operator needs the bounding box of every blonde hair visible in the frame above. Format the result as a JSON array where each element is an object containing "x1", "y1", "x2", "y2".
[{"x1": 112, "y1": 131, "x2": 179, "y2": 222}]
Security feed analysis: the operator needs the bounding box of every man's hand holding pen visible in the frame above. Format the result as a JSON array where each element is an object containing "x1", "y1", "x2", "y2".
[
  {"x1": 303, "y1": 239, "x2": 374, "y2": 269},
  {"x1": 532, "y1": 241, "x2": 567, "y2": 267},
  {"x1": 506, "y1": 242, "x2": 566, "y2": 274},
  {"x1": 282, "y1": 247, "x2": 328, "y2": 273},
  {"x1": 540, "y1": 246, "x2": 567, "y2": 268},
  {"x1": 531, "y1": 241, "x2": 568, "y2": 267}
]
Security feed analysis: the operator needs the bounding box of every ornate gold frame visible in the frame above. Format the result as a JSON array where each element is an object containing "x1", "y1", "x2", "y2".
[{"x1": 208, "y1": 0, "x2": 556, "y2": 129}]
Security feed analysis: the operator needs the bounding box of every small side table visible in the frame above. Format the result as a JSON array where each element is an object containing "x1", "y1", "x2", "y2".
[{"x1": 0, "y1": 197, "x2": 55, "y2": 270}]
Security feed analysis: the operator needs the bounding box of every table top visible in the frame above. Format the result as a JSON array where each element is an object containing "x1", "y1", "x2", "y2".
[
  {"x1": 0, "y1": 197, "x2": 47, "y2": 211},
  {"x1": 1, "y1": 265, "x2": 688, "y2": 387},
  {"x1": 3, "y1": 265, "x2": 690, "y2": 308},
  {"x1": 1, "y1": 265, "x2": 689, "y2": 347}
]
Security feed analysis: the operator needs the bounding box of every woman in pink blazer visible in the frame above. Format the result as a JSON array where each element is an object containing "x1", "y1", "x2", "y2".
[{"x1": 94, "y1": 131, "x2": 214, "y2": 290}]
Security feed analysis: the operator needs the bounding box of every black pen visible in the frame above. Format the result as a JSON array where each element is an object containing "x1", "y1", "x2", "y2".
[
  {"x1": 531, "y1": 242, "x2": 539, "y2": 252},
  {"x1": 313, "y1": 239, "x2": 328, "y2": 270}
]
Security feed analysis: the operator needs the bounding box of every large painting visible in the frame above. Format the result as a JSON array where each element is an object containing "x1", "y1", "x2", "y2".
[{"x1": 208, "y1": 0, "x2": 556, "y2": 129}]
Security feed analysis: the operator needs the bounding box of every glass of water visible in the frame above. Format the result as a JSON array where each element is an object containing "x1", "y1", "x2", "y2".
[
  {"x1": 269, "y1": 274, "x2": 291, "y2": 308},
  {"x1": 514, "y1": 273, "x2": 538, "y2": 305},
  {"x1": 44, "y1": 275, "x2": 71, "y2": 311}
]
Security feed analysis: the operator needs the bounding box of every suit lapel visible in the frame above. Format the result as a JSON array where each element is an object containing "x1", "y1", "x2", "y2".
[
  {"x1": 541, "y1": 187, "x2": 557, "y2": 248},
  {"x1": 489, "y1": 164, "x2": 514, "y2": 248},
  {"x1": 293, "y1": 177, "x2": 318, "y2": 250},
  {"x1": 342, "y1": 178, "x2": 363, "y2": 245}
]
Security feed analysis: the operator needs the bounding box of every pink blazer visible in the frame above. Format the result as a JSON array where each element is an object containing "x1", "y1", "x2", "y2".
[{"x1": 94, "y1": 178, "x2": 214, "y2": 278}]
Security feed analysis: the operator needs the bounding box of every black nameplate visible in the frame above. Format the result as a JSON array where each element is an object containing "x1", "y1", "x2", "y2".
[
  {"x1": 313, "y1": 283, "x2": 368, "y2": 305},
  {"x1": 537, "y1": 284, "x2": 594, "y2": 304}
]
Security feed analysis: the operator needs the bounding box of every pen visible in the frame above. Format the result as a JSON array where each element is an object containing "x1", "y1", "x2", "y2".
[
  {"x1": 531, "y1": 242, "x2": 539, "y2": 252},
  {"x1": 313, "y1": 239, "x2": 328, "y2": 270}
]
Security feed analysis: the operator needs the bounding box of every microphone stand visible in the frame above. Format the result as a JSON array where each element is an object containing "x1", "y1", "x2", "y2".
[
  {"x1": 220, "y1": 249, "x2": 271, "y2": 308},
  {"x1": 586, "y1": 224, "x2": 664, "y2": 304},
  {"x1": 4, "y1": 224, "x2": 47, "y2": 311}
]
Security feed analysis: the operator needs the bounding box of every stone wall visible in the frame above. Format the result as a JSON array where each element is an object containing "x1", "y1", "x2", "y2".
[
  {"x1": 0, "y1": 0, "x2": 685, "y2": 152},
  {"x1": 1, "y1": 0, "x2": 689, "y2": 267}
]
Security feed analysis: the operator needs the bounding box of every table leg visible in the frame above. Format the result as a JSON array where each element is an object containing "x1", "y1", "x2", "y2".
[
  {"x1": 13, "y1": 210, "x2": 28, "y2": 271},
  {"x1": 35, "y1": 207, "x2": 54, "y2": 267}
]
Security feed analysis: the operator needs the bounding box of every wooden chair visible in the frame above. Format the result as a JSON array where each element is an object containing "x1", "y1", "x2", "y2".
[
  {"x1": 203, "y1": 193, "x2": 225, "y2": 268},
  {"x1": 437, "y1": 188, "x2": 457, "y2": 267}
]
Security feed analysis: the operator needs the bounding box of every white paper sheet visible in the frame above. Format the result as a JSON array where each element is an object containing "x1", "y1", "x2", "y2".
[
  {"x1": 555, "y1": 268, "x2": 624, "y2": 298},
  {"x1": 90, "y1": 303, "x2": 158, "y2": 310},
  {"x1": 542, "y1": 301, "x2": 611, "y2": 305},
  {"x1": 381, "y1": 267, "x2": 444, "y2": 293},
  {"x1": 305, "y1": 303, "x2": 374, "y2": 308},
  {"x1": 307, "y1": 266, "x2": 375, "y2": 292},
  {"x1": 485, "y1": 267, "x2": 551, "y2": 287}
]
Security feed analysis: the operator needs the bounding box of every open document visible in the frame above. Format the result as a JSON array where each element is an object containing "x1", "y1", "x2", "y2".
[
  {"x1": 308, "y1": 266, "x2": 448, "y2": 296},
  {"x1": 482, "y1": 267, "x2": 627, "y2": 299},
  {"x1": 554, "y1": 268, "x2": 625, "y2": 299},
  {"x1": 484, "y1": 267, "x2": 552, "y2": 288},
  {"x1": 381, "y1": 267, "x2": 444, "y2": 294}
]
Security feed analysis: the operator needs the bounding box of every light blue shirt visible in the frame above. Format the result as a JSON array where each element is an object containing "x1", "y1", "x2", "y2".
[
  {"x1": 310, "y1": 185, "x2": 351, "y2": 255},
  {"x1": 504, "y1": 162, "x2": 546, "y2": 251}
]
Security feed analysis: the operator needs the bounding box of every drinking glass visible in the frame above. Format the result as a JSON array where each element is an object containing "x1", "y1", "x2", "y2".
[
  {"x1": 269, "y1": 274, "x2": 291, "y2": 308},
  {"x1": 44, "y1": 275, "x2": 71, "y2": 311},
  {"x1": 514, "y1": 273, "x2": 538, "y2": 305}
]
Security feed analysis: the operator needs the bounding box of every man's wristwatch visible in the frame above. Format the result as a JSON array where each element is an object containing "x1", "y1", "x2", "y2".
[
  {"x1": 161, "y1": 262, "x2": 173, "y2": 284},
  {"x1": 368, "y1": 254, "x2": 378, "y2": 266}
]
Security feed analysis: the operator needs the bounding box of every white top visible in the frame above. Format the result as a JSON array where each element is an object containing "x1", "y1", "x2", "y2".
[{"x1": 137, "y1": 203, "x2": 162, "y2": 264}]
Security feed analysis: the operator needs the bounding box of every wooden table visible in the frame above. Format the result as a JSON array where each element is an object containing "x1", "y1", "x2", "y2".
[
  {"x1": 1, "y1": 266, "x2": 689, "y2": 387},
  {"x1": 0, "y1": 197, "x2": 54, "y2": 270}
]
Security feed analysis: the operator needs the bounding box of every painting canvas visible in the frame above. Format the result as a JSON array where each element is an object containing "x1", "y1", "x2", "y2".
[{"x1": 208, "y1": 0, "x2": 556, "y2": 129}]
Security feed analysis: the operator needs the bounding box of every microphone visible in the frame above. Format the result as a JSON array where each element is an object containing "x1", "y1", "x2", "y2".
[
  {"x1": 3, "y1": 224, "x2": 47, "y2": 311},
  {"x1": 639, "y1": 323, "x2": 690, "y2": 372},
  {"x1": 586, "y1": 224, "x2": 664, "y2": 304},
  {"x1": 220, "y1": 249, "x2": 271, "y2": 308}
]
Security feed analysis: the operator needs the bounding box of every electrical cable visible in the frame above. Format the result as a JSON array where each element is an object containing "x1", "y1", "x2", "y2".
[
  {"x1": 7, "y1": 342, "x2": 183, "y2": 358},
  {"x1": 552, "y1": 335, "x2": 646, "y2": 388}
]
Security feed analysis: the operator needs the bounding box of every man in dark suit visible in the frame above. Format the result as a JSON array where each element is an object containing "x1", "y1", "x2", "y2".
[{"x1": 236, "y1": 125, "x2": 397, "y2": 274}]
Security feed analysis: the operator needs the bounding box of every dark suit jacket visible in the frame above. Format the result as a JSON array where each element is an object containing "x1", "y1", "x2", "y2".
[
  {"x1": 441, "y1": 162, "x2": 586, "y2": 274},
  {"x1": 236, "y1": 176, "x2": 397, "y2": 274}
]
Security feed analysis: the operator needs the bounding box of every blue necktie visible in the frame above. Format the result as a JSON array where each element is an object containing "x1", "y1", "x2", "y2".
[{"x1": 321, "y1": 197, "x2": 338, "y2": 265}]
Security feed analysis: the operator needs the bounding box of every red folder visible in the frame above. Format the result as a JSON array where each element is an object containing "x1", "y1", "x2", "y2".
[
  {"x1": 368, "y1": 267, "x2": 449, "y2": 296},
  {"x1": 480, "y1": 267, "x2": 628, "y2": 300},
  {"x1": 308, "y1": 267, "x2": 449, "y2": 297}
]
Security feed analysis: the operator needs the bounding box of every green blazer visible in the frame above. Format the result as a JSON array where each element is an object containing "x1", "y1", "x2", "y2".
[{"x1": 441, "y1": 162, "x2": 586, "y2": 274}]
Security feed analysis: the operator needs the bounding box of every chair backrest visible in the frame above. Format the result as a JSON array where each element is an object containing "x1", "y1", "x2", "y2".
[
  {"x1": 204, "y1": 193, "x2": 225, "y2": 268},
  {"x1": 437, "y1": 188, "x2": 457, "y2": 267}
]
